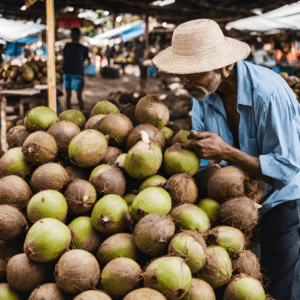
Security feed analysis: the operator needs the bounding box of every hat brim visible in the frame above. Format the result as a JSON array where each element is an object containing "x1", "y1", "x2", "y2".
[{"x1": 152, "y1": 37, "x2": 251, "y2": 74}]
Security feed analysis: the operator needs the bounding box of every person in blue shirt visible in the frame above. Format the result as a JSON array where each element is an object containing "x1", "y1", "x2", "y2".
[{"x1": 153, "y1": 19, "x2": 300, "y2": 300}]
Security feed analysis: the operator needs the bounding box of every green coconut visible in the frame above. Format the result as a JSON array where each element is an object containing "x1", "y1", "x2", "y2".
[
  {"x1": 160, "y1": 126, "x2": 174, "y2": 141},
  {"x1": 125, "y1": 140, "x2": 163, "y2": 180},
  {"x1": 74, "y1": 290, "x2": 112, "y2": 300},
  {"x1": 55, "y1": 249, "x2": 101, "y2": 295},
  {"x1": 224, "y1": 274, "x2": 265, "y2": 300},
  {"x1": 135, "y1": 94, "x2": 159, "y2": 117},
  {"x1": 28, "y1": 283, "x2": 67, "y2": 300},
  {"x1": 133, "y1": 214, "x2": 175, "y2": 257},
  {"x1": 171, "y1": 130, "x2": 191, "y2": 144},
  {"x1": 68, "y1": 217, "x2": 103, "y2": 254},
  {"x1": 198, "y1": 198, "x2": 221, "y2": 223},
  {"x1": 164, "y1": 144, "x2": 200, "y2": 176},
  {"x1": 123, "y1": 194, "x2": 136, "y2": 206},
  {"x1": 68, "y1": 129, "x2": 108, "y2": 168},
  {"x1": 170, "y1": 204, "x2": 210, "y2": 233},
  {"x1": 100, "y1": 257, "x2": 142, "y2": 299},
  {"x1": 27, "y1": 190, "x2": 68, "y2": 223},
  {"x1": 24, "y1": 106, "x2": 59, "y2": 132},
  {"x1": 182, "y1": 278, "x2": 216, "y2": 300},
  {"x1": 144, "y1": 256, "x2": 192, "y2": 300},
  {"x1": 84, "y1": 114, "x2": 106, "y2": 130},
  {"x1": 131, "y1": 187, "x2": 172, "y2": 222},
  {"x1": 91, "y1": 100, "x2": 120, "y2": 116},
  {"x1": 58, "y1": 109, "x2": 86, "y2": 129},
  {"x1": 0, "y1": 283, "x2": 22, "y2": 300},
  {"x1": 22, "y1": 131, "x2": 58, "y2": 165},
  {"x1": 0, "y1": 175, "x2": 32, "y2": 209},
  {"x1": 198, "y1": 246, "x2": 232, "y2": 289},
  {"x1": 7, "y1": 125, "x2": 30, "y2": 148},
  {"x1": 124, "y1": 288, "x2": 167, "y2": 300},
  {"x1": 96, "y1": 233, "x2": 139, "y2": 265},
  {"x1": 16, "y1": 119, "x2": 24, "y2": 126},
  {"x1": 24, "y1": 218, "x2": 71, "y2": 262},
  {"x1": 0, "y1": 147, "x2": 30, "y2": 178},
  {"x1": 139, "y1": 175, "x2": 167, "y2": 192},
  {"x1": 91, "y1": 194, "x2": 131, "y2": 235},
  {"x1": 168, "y1": 231, "x2": 207, "y2": 274}
]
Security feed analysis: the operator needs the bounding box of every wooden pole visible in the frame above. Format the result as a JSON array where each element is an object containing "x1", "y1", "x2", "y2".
[
  {"x1": 1, "y1": 95, "x2": 8, "y2": 153},
  {"x1": 46, "y1": 0, "x2": 57, "y2": 113}
]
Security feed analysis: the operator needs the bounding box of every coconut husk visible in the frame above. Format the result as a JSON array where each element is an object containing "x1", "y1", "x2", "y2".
[
  {"x1": 58, "y1": 110, "x2": 86, "y2": 129},
  {"x1": 28, "y1": 283, "x2": 67, "y2": 300},
  {"x1": 74, "y1": 290, "x2": 112, "y2": 300},
  {"x1": 91, "y1": 100, "x2": 120, "y2": 116},
  {"x1": 194, "y1": 164, "x2": 221, "y2": 193},
  {"x1": 64, "y1": 165, "x2": 90, "y2": 181},
  {"x1": 101, "y1": 146, "x2": 123, "y2": 165},
  {"x1": 135, "y1": 94, "x2": 160, "y2": 118},
  {"x1": 114, "y1": 153, "x2": 126, "y2": 169},
  {"x1": 244, "y1": 176, "x2": 266, "y2": 204},
  {"x1": 0, "y1": 240, "x2": 23, "y2": 260},
  {"x1": 7, "y1": 125, "x2": 30, "y2": 148},
  {"x1": 171, "y1": 130, "x2": 191, "y2": 144},
  {"x1": 139, "y1": 175, "x2": 167, "y2": 191},
  {"x1": 84, "y1": 114, "x2": 106, "y2": 130},
  {"x1": 121, "y1": 104, "x2": 139, "y2": 127},
  {"x1": 182, "y1": 278, "x2": 216, "y2": 300},
  {"x1": 124, "y1": 288, "x2": 167, "y2": 300}
]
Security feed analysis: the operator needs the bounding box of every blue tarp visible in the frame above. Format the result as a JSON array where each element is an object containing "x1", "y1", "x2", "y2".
[
  {"x1": 5, "y1": 35, "x2": 39, "y2": 58},
  {"x1": 121, "y1": 22, "x2": 145, "y2": 42}
]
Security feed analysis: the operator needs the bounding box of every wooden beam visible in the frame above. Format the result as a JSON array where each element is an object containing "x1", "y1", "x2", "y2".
[{"x1": 0, "y1": 96, "x2": 8, "y2": 154}]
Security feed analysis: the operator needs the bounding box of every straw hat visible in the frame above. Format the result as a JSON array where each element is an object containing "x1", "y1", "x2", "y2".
[{"x1": 152, "y1": 19, "x2": 251, "y2": 74}]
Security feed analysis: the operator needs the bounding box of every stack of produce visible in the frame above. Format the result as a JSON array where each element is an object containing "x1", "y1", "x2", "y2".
[
  {"x1": 0, "y1": 95, "x2": 272, "y2": 300},
  {"x1": 279, "y1": 72, "x2": 300, "y2": 101}
]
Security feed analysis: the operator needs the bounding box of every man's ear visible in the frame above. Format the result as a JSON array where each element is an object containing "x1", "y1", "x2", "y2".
[{"x1": 220, "y1": 63, "x2": 235, "y2": 78}]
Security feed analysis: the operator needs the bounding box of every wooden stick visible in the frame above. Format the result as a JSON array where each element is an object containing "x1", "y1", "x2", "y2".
[{"x1": 1, "y1": 95, "x2": 8, "y2": 153}]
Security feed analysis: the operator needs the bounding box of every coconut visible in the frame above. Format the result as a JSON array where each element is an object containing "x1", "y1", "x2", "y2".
[
  {"x1": 166, "y1": 173, "x2": 198, "y2": 204},
  {"x1": 6, "y1": 120, "x2": 15, "y2": 131},
  {"x1": 30, "y1": 163, "x2": 69, "y2": 192},
  {"x1": 168, "y1": 231, "x2": 206, "y2": 274},
  {"x1": 0, "y1": 240, "x2": 23, "y2": 260},
  {"x1": 171, "y1": 130, "x2": 191, "y2": 144},
  {"x1": 135, "y1": 94, "x2": 159, "y2": 117},
  {"x1": 101, "y1": 146, "x2": 123, "y2": 165},
  {"x1": 6, "y1": 253, "x2": 48, "y2": 293},
  {"x1": 182, "y1": 278, "x2": 216, "y2": 300},
  {"x1": 133, "y1": 214, "x2": 175, "y2": 257},
  {"x1": 16, "y1": 119, "x2": 24, "y2": 126},
  {"x1": 91, "y1": 194, "x2": 131, "y2": 235},
  {"x1": 121, "y1": 104, "x2": 139, "y2": 126},
  {"x1": 65, "y1": 165, "x2": 90, "y2": 181},
  {"x1": 224, "y1": 274, "x2": 265, "y2": 300},
  {"x1": 198, "y1": 246, "x2": 232, "y2": 289},
  {"x1": 207, "y1": 226, "x2": 245, "y2": 253},
  {"x1": 164, "y1": 144, "x2": 200, "y2": 176},
  {"x1": 218, "y1": 197, "x2": 260, "y2": 235},
  {"x1": 27, "y1": 190, "x2": 68, "y2": 223},
  {"x1": 0, "y1": 205, "x2": 28, "y2": 241},
  {"x1": 100, "y1": 257, "x2": 142, "y2": 299},
  {"x1": 24, "y1": 218, "x2": 71, "y2": 262},
  {"x1": 47, "y1": 120, "x2": 81, "y2": 153},
  {"x1": 91, "y1": 100, "x2": 120, "y2": 116},
  {"x1": 161, "y1": 126, "x2": 174, "y2": 141},
  {"x1": 68, "y1": 217, "x2": 103, "y2": 254},
  {"x1": 232, "y1": 250, "x2": 262, "y2": 281},
  {"x1": 97, "y1": 113, "x2": 134, "y2": 147},
  {"x1": 84, "y1": 114, "x2": 106, "y2": 130},
  {"x1": 126, "y1": 124, "x2": 165, "y2": 150},
  {"x1": 207, "y1": 166, "x2": 246, "y2": 202},
  {"x1": 7, "y1": 125, "x2": 30, "y2": 148},
  {"x1": 29, "y1": 283, "x2": 67, "y2": 300},
  {"x1": 0, "y1": 258, "x2": 5, "y2": 281},
  {"x1": 0, "y1": 175, "x2": 32, "y2": 209},
  {"x1": 123, "y1": 194, "x2": 136, "y2": 206},
  {"x1": 22, "y1": 131, "x2": 58, "y2": 165},
  {"x1": 144, "y1": 256, "x2": 192, "y2": 300},
  {"x1": 74, "y1": 290, "x2": 112, "y2": 300},
  {"x1": 131, "y1": 187, "x2": 172, "y2": 222},
  {"x1": 198, "y1": 198, "x2": 221, "y2": 223},
  {"x1": 124, "y1": 140, "x2": 163, "y2": 180},
  {"x1": 124, "y1": 288, "x2": 167, "y2": 300},
  {"x1": 24, "y1": 106, "x2": 59, "y2": 132},
  {"x1": 68, "y1": 129, "x2": 108, "y2": 168},
  {"x1": 0, "y1": 147, "x2": 30, "y2": 178},
  {"x1": 171, "y1": 204, "x2": 210, "y2": 233},
  {"x1": 58, "y1": 109, "x2": 86, "y2": 129},
  {"x1": 96, "y1": 233, "x2": 139, "y2": 265},
  {"x1": 0, "y1": 283, "x2": 22, "y2": 300},
  {"x1": 64, "y1": 179, "x2": 97, "y2": 216},
  {"x1": 55, "y1": 249, "x2": 101, "y2": 295},
  {"x1": 114, "y1": 153, "x2": 126, "y2": 168},
  {"x1": 244, "y1": 177, "x2": 266, "y2": 204},
  {"x1": 139, "y1": 175, "x2": 167, "y2": 192},
  {"x1": 89, "y1": 164, "x2": 126, "y2": 197}
]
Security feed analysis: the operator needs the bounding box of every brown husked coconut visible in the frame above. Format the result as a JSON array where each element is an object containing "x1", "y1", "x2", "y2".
[
  {"x1": 22, "y1": 131, "x2": 58, "y2": 165},
  {"x1": 65, "y1": 165, "x2": 90, "y2": 181},
  {"x1": 0, "y1": 205, "x2": 28, "y2": 241},
  {"x1": 84, "y1": 114, "x2": 106, "y2": 130},
  {"x1": 121, "y1": 104, "x2": 139, "y2": 126},
  {"x1": 0, "y1": 258, "x2": 5, "y2": 281},
  {"x1": 194, "y1": 164, "x2": 221, "y2": 194},
  {"x1": 74, "y1": 290, "x2": 112, "y2": 300},
  {"x1": 101, "y1": 146, "x2": 123, "y2": 165},
  {"x1": 207, "y1": 166, "x2": 246, "y2": 202},
  {"x1": 7, "y1": 125, "x2": 30, "y2": 148},
  {"x1": 0, "y1": 175, "x2": 32, "y2": 209},
  {"x1": 47, "y1": 120, "x2": 81, "y2": 153},
  {"x1": 0, "y1": 240, "x2": 23, "y2": 260},
  {"x1": 55, "y1": 249, "x2": 101, "y2": 295},
  {"x1": 182, "y1": 278, "x2": 216, "y2": 300},
  {"x1": 28, "y1": 283, "x2": 67, "y2": 300},
  {"x1": 30, "y1": 163, "x2": 69, "y2": 192},
  {"x1": 126, "y1": 124, "x2": 165, "y2": 150},
  {"x1": 166, "y1": 173, "x2": 198, "y2": 204},
  {"x1": 244, "y1": 176, "x2": 266, "y2": 204},
  {"x1": 123, "y1": 288, "x2": 167, "y2": 300},
  {"x1": 64, "y1": 179, "x2": 97, "y2": 216},
  {"x1": 6, "y1": 253, "x2": 48, "y2": 293}
]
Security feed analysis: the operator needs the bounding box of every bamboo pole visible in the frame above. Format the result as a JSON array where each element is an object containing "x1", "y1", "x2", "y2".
[
  {"x1": 46, "y1": 0, "x2": 57, "y2": 113},
  {"x1": 1, "y1": 95, "x2": 8, "y2": 153}
]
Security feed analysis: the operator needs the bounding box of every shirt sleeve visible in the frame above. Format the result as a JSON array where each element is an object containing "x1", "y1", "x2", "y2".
[{"x1": 258, "y1": 88, "x2": 300, "y2": 189}]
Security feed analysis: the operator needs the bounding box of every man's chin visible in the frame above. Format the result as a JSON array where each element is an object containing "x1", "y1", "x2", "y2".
[{"x1": 188, "y1": 92, "x2": 207, "y2": 101}]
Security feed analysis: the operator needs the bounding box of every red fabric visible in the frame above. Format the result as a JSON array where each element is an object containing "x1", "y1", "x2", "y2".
[{"x1": 56, "y1": 17, "x2": 82, "y2": 28}]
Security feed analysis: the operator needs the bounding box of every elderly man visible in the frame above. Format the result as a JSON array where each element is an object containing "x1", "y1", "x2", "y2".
[{"x1": 153, "y1": 19, "x2": 300, "y2": 300}]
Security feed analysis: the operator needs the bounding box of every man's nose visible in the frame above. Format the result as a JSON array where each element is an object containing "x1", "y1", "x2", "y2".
[{"x1": 180, "y1": 75, "x2": 190, "y2": 85}]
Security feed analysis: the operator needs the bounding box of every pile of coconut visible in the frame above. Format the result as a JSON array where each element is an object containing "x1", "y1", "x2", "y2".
[{"x1": 0, "y1": 95, "x2": 273, "y2": 300}]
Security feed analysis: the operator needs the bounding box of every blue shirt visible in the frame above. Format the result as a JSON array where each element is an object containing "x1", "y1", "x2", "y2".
[{"x1": 191, "y1": 60, "x2": 300, "y2": 215}]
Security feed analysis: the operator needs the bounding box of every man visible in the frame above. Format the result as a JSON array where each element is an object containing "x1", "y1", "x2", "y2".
[
  {"x1": 63, "y1": 27, "x2": 90, "y2": 111},
  {"x1": 153, "y1": 19, "x2": 300, "y2": 300}
]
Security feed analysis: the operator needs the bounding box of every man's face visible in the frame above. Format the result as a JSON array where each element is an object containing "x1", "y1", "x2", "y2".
[{"x1": 177, "y1": 70, "x2": 222, "y2": 101}]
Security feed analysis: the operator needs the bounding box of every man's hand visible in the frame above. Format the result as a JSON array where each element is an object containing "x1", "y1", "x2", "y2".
[{"x1": 181, "y1": 131, "x2": 232, "y2": 161}]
